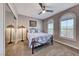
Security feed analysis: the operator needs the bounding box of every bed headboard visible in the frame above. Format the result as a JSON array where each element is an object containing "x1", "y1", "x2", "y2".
[{"x1": 29, "y1": 28, "x2": 38, "y2": 33}]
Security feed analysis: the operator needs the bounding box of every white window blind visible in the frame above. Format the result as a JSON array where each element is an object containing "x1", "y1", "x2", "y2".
[
  {"x1": 48, "y1": 20, "x2": 53, "y2": 34},
  {"x1": 60, "y1": 13, "x2": 76, "y2": 41},
  {"x1": 60, "y1": 18, "x2": 74, "y2": 39}
]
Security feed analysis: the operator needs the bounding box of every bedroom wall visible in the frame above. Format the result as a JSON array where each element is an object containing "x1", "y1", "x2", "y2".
[
  {"x1": 18, "y1": 15, "x2": 43, "y2": 40},
  {"x1": 8, "y1": 3, "x2": 18, "y2": 19},
  {"x1": 5, "y1": 11, "x2": 16, "y2": 44},
  {"x1": 5, "y1": 3, "x2": 18, "y2": 44},
  {"x1": 7, "y1": 3, "x2": 19, "y2": 44},
  {"x1": 43, "y1": 5, "x2": 79, "y2": 50},
  {"x1": 0, "y1": 3, "x2": 5, "y2": 56}
]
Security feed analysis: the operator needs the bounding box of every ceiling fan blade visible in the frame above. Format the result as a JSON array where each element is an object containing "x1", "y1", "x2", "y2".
[
  {"x1": 39, "y1": 3, "x2": 45, "y2": 10},
  {"x1": 39, "y1": 3, "x2": 43, "y2": 9},
  {"x1": 38, "y1": 11, "x2": 42, "y2": 15},
  {"x1": 46, "y1": 10, "x2": 53, "y2": 12}
]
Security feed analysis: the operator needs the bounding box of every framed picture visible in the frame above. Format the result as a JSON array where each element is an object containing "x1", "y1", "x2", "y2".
[{"x1": 29, "y1": 20, "x2": 37, "y2": 27}]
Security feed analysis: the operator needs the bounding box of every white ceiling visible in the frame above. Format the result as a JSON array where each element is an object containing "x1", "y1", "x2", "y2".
[{"x1": 14, "y1": 3, "x2": 79, "y2": 20}]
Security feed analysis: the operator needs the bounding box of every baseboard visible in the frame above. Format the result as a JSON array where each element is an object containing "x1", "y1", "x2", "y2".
[{"x1": 54, "y1": 40, "x2": 79, "y2": 51}]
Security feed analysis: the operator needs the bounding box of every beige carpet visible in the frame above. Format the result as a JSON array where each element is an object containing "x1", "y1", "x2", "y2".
[
  {"x1": 5, "y1": 41, "x2": 79, "y2": 56},
  {"x1": 47, "y1": 43, "x2": 79, "y2": 56}
]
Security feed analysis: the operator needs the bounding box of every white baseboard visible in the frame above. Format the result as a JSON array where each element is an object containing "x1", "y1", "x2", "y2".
[{"x1": 54, "y1": 40, "x2": 79, "y2": 50}]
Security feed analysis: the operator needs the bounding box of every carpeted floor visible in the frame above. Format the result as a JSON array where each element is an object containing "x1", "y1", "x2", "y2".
[{"x1": 5, "y1": 41, "x2": 79, "y2": 56}]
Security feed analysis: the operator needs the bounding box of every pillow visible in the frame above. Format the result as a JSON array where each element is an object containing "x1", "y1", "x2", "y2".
[
  {"x1": 29, "y1": 28, "x2": 36, "y2": 33},
  {"x1": 35, "y1": 29, "x2": 38, "y2": 33},
  {"x1": 38, "y1": 29, "x2": 41, "y2": 33},
  {"x1": 29, "y1": 28, "x2": 41, "y2": 33}
]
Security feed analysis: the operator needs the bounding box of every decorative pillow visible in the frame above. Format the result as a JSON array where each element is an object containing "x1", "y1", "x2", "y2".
[
  {"x1": 29, "y1": 28, "x2": 42, "y2": 33},
  {"x1": 29, "y1": 28, "x2": 36, "y2": 33},
  {"x1": 35, "y1": 29, "x2": 38, "y2": 33},
  {"x1": 38, "y1": 29, "x2": 41, "y2": 33}
]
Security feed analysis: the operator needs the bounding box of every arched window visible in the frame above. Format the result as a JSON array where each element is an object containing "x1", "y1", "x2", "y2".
[
  {"x1": 48, "y1": 19, "x2": 54, "y2": 34},
  {"x1": 60, "y1": 13, "x2": 76, "y2": 41}
]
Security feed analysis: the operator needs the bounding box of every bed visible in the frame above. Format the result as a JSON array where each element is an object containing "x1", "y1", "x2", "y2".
[{"x1": 27, "y1": 28, "x2": 53, "y2": 54}]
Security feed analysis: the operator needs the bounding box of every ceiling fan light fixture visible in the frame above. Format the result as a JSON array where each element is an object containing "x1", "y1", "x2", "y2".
[
  {"x1": 38, "y1": 3, "x2": 53, "y2": 15},
  {"x1": 42, "y1": 10, "x2": 46, "y2": 14}
]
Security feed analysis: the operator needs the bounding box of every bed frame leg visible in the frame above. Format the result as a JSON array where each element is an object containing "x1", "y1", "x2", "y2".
[
  {"x1": 32, "y1": 46, "x2": 34, "y2": 54},
  {"x1": 50, "y1": 35, "x2": 53, "y2": 45},
  {"x1": 32, "y1": 39, "x2": 35, "y2": 54}
]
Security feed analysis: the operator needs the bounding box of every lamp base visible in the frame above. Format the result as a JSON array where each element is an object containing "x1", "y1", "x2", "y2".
[
  {"x1": 21, "y1": 40, "x2": 24, "y2": 42},
  {"x1": 8, "y1": 41, "x2": 13, "y2": 44}
]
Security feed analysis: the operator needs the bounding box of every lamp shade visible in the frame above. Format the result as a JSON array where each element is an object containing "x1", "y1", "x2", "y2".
[
  {"x1": 18, "y1": 25, "x2": 25, "y2": 28},
  {"x1": 7, "y1": 25, "x2": 14, "y2": 28}
]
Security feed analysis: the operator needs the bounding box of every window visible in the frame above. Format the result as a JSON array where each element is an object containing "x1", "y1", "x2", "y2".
[
  {"x1": 48, "y1": 20, "x2": 53, "y2": 34},
  {"x1": 60, "y1": 13, "x2": 76, "y2": 41}
]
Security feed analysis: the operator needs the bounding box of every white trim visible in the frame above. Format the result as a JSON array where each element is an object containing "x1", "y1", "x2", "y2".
[
  {"x1": 47, "y1": 19, "x2": 54, "y2": 34},
  {"x1": 59, "y1": 12, "x2": 76, "y2": 41},
  {"x1": 60, "y1": 13, "x2": 76, "y2": 21},
  {"x1": 55, "y1": 39, "x2": 79, "y2": 50},
  {"x1": 8, "y1": 3, "x2": 18, "y2": 19},
  {"x1": 47, "y1": 19, "x2": 53, "y2": 24}
]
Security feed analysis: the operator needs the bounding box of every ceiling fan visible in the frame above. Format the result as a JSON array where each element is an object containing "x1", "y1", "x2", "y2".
[{"x1": 38, "y1": 3, "x2": 53, "y2": 15}]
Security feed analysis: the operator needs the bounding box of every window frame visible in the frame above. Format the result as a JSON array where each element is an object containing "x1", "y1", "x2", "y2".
[
  {"x1": 59, "y1": 13, "x2": 76, "y2": 41},
  {"x1": 47, "y1": 20, "x2": 54, "y2": 34}
]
